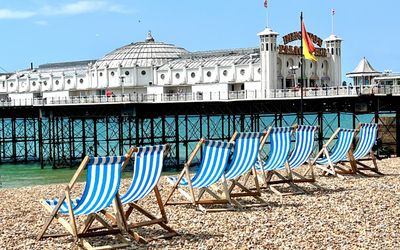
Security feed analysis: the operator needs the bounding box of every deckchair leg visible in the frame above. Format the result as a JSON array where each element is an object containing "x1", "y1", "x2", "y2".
[
  {"x1": 65, "y1": 188, "x2": 79, "y2": 240},
  {"x1": 37, "y1": 196, "x2": 66, "y2": 240},
  {"x1": 125, "y1": 203, "x2": 178, "y2": 241}
]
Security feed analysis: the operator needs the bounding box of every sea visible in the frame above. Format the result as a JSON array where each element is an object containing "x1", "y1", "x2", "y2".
[{"x1": 0, "y1": 113, "x2": 381, "y2": 189}]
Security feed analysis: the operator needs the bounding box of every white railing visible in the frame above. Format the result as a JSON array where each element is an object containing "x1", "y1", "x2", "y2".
[{"x1": 1, "y1": 85, "x2": 399, "y2": 107}]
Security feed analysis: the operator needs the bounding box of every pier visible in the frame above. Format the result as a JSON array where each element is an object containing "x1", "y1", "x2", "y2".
[{"x1": 0, "y1": 87, "x2": 399, "y2": 168}]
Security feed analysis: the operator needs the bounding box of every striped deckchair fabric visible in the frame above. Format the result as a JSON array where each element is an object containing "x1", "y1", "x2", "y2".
[
  {"x1": 316, "y1": 129, "x2": 356, "y2": 165},
  {"x1": 38, "y1": 148, "x2": 135, "y2": 250},
  {"x1": 121, "y1": 145, "x2": 166, "y2": 204},
  {"x1": 112, "y1": 144, "x2": 178, "y2": 243},
  {"x1": 288, "y1": 125, "x2": 318, "y2": 169},
  {"x1": 225, "y1": 132, "x2": 263, "y2": 180},
  {"x1": 339, "y1": 123, "x2": 383, "y2": 176},
  {"x1": 222, "y1": 132, "x2": 267, "y2": 207},
  {"x1": 164, "y1": 139, "x2": 236, "y2": 211},
  {"x1": 352, "y1": 123, "x2": 379, "y2": 160},
  {"x1": 256, "y1": 127, "x2": 293, "y2": 171},
  {"x1": 46, "y1": 156, "x2": 124, "y2": 216},
  {"x1": 169, "y1": 140, "x2": 233, "y2": 188}
]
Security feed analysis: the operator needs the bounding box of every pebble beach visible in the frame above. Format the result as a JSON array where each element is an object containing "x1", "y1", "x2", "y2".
[{"x1": 1, "y1": 158, "x2": 399, "y2": 249}]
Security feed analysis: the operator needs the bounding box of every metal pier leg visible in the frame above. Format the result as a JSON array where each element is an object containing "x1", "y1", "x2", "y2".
[{"x1": 396, "y1": 111, "x2": 400, "y2": 157}]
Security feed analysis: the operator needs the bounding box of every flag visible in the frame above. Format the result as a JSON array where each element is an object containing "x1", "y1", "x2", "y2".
[
  {"x1": 332, "y1": 8, "x2": 335, "y2": 15},
  {"x1": 264, "y1": 0, "x2": 268, "y2": 8},
  {"x1": 301, "y1": 20, "x2": 317, "y2": 62}
]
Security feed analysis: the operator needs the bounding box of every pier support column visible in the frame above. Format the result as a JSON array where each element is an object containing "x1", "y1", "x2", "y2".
[
  {"x1": 396, "y1": 111, "x2": 400, "y2": 157},
  {"x1": 318, "y1": 112, "x2": 324, "y2": 150}
]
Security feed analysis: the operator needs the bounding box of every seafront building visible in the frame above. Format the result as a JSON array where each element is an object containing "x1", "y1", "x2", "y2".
[{"x1": 0, "y1": 29, "x2": 344, "y2": 102}]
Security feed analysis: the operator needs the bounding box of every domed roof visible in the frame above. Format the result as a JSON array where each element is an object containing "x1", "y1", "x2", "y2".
[{"x1": 95, "y1": 32, "x2": 188, "y2": 69}]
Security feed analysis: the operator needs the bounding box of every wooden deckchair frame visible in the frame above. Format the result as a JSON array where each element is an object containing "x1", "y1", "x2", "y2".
[
  {"x1": 252, "y1": 127, "x2": 301, "y2": 196},
  {"x1": 223, "y1": 131, "x2": 269, "y2": 207},
  {"x1": 255, "y1": 126, "x2": 319, "y2": 196},
  {"x1": 305, "y1": 128, "x2": 349, "y2": 179},
  {"x1": 335, "y1": 124, "x2": 383, "y2": 176},
  {"x1": 101, "y1": 144, "x2": 178, "y2": 243},
  {"x1": 164, "y1": 138, "x2": 237, "y2": 212},
  {"x1": 37, "y1": 147, "x2": 136, "y2": 250}
]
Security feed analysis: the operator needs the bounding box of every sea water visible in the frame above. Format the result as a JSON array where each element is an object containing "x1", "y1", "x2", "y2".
[{"x1": 0, "y1": 113, "x2": 377, "y2": 188}]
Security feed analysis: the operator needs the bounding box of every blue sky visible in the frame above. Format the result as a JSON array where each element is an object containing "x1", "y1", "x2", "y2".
[{"x1": 0, "y1": 0, "x2": 398, "y2": 81}]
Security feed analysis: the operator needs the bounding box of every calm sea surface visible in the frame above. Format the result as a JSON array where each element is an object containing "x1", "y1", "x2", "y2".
[
  {"x1": 0, "y1": 164, "x2": 179, "y2": 189},
  {"x1": 0, "y1": 113, "x2": 379, "y2": 189}
]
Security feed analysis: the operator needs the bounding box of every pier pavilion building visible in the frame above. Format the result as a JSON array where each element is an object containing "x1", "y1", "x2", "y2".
[{"x1": 0, "y1": 28, "x2": 343, "y2": 102}]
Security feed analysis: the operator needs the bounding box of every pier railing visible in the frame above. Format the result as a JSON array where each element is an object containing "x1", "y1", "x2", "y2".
[{"x1": 1, "y1": 85, "x2": 399, "y2": 107}]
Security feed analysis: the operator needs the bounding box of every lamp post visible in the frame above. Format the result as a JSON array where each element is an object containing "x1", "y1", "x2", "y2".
[
  {"x1": 289, "y1": 66, "x2": 299, "y2": 89},
  {"x1": 120, "y1": 76, "x2": 125, "y2": 98}
]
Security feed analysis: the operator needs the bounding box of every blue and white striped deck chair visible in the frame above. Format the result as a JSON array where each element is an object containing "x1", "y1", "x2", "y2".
[
  {"x1": 117, "y1": 145, "x2": 177, "y2": 242},
  {"x1": 224, "y1": 132, "x2": 267, "y2": 206},
  {"x1": 255, "y1": 127, "x2": 293, "y2": 172},
  {"x1": 287, "y1": 125, "x2": 319, "y2": 184},
  {"x1": 346, "y1": 123, "x2": 382, "y2": 175},
  {"x1": 309, "y1": 128, "x2": 356, "y2": 178},
  {"x1": 164, "y1": 139, "x2": 234, "y2": 211},
  {"x1": 254, "y1": 127, "x2": 295, "y2": 193},
  {"x1": 37, "y1": 148, "x2": 135, "y2": 249}
]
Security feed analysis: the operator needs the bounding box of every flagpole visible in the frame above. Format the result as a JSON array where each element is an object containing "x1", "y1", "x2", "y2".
[
  {"x1": 331, "y1": 9, "x2": 334, "y2": 34},
  {"x1": 300, "y1": 12, "x2": 304, "y2": 125}
]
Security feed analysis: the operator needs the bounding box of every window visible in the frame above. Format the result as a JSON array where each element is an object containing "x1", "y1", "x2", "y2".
[
  {"x1": 223, "y1": 70, "x2": 228, "y2": 76},
  {"x1": 125, "y1": 71, "x2": 130, "y2": 76},
  {"x1": 310, "y1": 63, "x2": 313, "y2": 69},
  {"x1": 175, "y1": 73, "x2": 180, "y2": 79},
  {"x1": 258, "y1": 68, "x2": 261, "y2": 74},
  {"x1": 32, "y1": 81, "x2": 36, "y2": 86},
  {"x1": 287, "y1": 61, "x2": 289, "y2": 67},
  {"x1": 67, "y1": 79, "x2": 71, "y2": 84},
  {"x1": 80, "y1": 79, "x2": 84, "y2": 84},
  {"x1": 55, "y1": 80, "x2": 59, "y2": 85},
  {"x1": 240, "y1": 69, "x2": 245, "y2": 76},
  {"x1": 160, "y1": 74, "x2": 165, "y2": 80},
  {"x1": 141, "y1": 70, "x2": 146, "y2": 76},
  {"x1": 43, "y1": 81, "x2": 47, "y2": 86},
  {"x1": 206, "y1": 71, "x2": 212, "y2": 77},
  {"x1": 10, "y1": 82, "x2": 14, "y2": 87},
  {"x1": 99, "y1": 72, "x2": 103, "y2": 77},
  {"x1": 111, "y1": 71, "x2": 115, "y2": 76},
  {"x1": 191, "y1": 72, "x2": 196, "y2": 78}
]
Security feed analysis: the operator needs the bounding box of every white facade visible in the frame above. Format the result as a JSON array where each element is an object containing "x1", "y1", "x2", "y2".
[{"x1": 1, "y1": 30, "x2": 343, "y2": 101}]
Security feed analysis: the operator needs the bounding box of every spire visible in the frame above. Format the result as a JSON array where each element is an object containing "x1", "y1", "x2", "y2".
[{"x1": 145, "y1": 30, "x2": 155, "y2": 43}]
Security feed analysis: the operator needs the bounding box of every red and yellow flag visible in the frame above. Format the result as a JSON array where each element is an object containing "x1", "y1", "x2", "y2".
[{"x1": 301, "y1": 20, "x2": 317, "y2": 62}]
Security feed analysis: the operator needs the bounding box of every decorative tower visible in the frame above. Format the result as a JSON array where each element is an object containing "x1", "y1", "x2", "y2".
[
  {"x1": 324, "y1": 34, "x2": 342, "y2": 86},
  {"x1": 257, "y1": 28, "x2": 279, "y2": 96}
]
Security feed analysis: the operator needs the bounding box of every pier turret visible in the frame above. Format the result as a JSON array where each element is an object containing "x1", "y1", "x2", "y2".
[
  {"x1": 325, "y1": 34, "x2": 342, "y2": 86},
  {"x1": 258, "y1": 27, "x2": 279, "y2": 95}
]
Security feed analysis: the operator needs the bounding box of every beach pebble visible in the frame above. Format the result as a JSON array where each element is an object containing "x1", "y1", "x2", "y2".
[{"x1": 0, "y1": 158, "x2": 399, "y2": 249}]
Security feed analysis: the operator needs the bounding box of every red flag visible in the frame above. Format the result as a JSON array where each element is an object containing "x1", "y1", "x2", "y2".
[
  {"x1": 302, "y1": 20, "x2": 317, "y2": 62},
  {"x1": 264, "y1": 0, "x2": 268, "y2": 8}
]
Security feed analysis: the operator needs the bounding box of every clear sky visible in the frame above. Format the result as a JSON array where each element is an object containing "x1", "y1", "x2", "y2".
[{"x1": 0, "y1": 0, "x2": 398, "y2": 81}]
